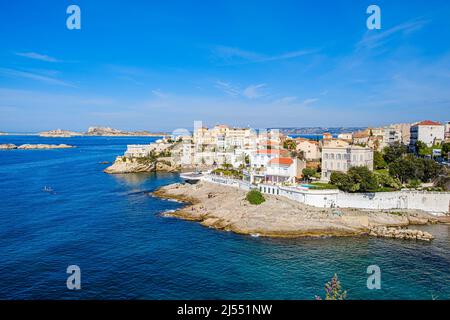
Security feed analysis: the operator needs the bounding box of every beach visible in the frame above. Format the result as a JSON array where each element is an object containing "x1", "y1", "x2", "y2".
[{"x1": 153, "y1": 181, "x2": 438, "y2": 239}]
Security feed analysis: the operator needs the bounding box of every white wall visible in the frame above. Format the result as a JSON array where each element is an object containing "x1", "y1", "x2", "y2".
[{"x1": 205, "y1": 176, "x2": 450, "y2": 214}]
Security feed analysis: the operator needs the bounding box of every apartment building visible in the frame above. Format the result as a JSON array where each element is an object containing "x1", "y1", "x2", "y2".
[
  {"x1": 295, "y1": 139, "x2": 321, "y2": 160},
  {"x1": 410, "y1": 120, "x2": 445, "y2": 148},
  {"x1": 321, "y1": 146, "x2": 374, "y2": 181}
]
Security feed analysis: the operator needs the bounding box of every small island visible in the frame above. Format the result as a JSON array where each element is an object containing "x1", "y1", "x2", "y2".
[
  {"x1": 0, "y1": 144, "x2": 74, "y2": 150},
  {"x1": 38, "y1": 126, "x2": 168, "y2": 138},
  {"x1": 39, "y1": 129, "x2": 83, "y2": 138}
]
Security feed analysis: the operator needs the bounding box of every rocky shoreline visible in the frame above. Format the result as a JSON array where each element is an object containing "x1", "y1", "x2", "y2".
[
  {"x1": 153, "y1": 181, "x2": 441, "y2": 240},
  {"x1": 0, "y1": 143, "x2": 74, "y2": 150},
  {"x1": 104, "y1": 156, "x2": 179, "y2": 174}
]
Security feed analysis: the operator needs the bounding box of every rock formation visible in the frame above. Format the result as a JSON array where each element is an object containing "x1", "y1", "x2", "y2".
[
  {"x1": 39, "y1": 129, "x2": 83, "y2": 137},
  {"x1": 1, "y1": 144, "x2": 74, "y2": 150}
]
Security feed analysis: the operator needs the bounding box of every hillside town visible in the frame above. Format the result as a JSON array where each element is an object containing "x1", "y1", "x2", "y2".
[{"x1": 110, "y1": 120, "x2": 450, "y2": 193}]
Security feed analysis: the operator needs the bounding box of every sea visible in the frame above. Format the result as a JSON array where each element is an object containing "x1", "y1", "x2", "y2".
[{"x1": 0, "y1": 135, "x2": 449, "y2": 299}]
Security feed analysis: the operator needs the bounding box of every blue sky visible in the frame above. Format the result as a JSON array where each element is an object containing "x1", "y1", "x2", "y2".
[{"x1": 1, "y1": 0, "x2": 450, "y2": 132}]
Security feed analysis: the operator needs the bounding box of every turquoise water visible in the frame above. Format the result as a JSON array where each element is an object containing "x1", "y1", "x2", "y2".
[{"x1": 0, "y1": 135, "x2": 449, "y2": 299}]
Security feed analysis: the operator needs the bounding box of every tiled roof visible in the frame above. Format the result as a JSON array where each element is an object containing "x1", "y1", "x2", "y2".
[
  {"x1": 268, "y1": 157, "x2": 294, "y2": 166},
  {"x1": 256, "y1": 149, "x2": 284, "y2": 154},
  {"x1": 416, "y1": 120, "x2": 442, "y2": 126}
]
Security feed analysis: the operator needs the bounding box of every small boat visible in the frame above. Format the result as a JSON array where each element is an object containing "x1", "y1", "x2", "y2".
[{"x1": 43, "y1": 186, "x2": 54, "y2": 193}]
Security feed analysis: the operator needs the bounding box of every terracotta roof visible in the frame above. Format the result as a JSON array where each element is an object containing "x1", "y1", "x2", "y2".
[
  {"x1": 256, "y1": 149, "x2": 284, "y2": 155},
  {"x1": 269, "y1": 157, "x2": 294, "y2": 166},
  {"x1": 297, "y1": 139, "x2": 319, "y2": 145},
  {"x1": 415, "y1": 120, "x2": 442, "y2": 126}
]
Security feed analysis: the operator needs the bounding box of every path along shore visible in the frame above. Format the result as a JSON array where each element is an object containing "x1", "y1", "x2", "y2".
[{"x1": 153, "y1": 181, "x2": 443, "y2": 240}]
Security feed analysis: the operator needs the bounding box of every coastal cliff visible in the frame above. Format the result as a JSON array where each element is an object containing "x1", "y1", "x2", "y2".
[
  {"x1": 104, "y1": 156, "x2": 156, "y2": 174},
  {"x1": 104, "y1": 156, "x2": 180, "y2": 174},
  {"x1": 153, "y1": 181, "x2": 438, "y2": 240}
]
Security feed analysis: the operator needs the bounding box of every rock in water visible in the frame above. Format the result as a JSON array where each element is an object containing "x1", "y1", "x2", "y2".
[
  {"x1": 0, "y1": 144, "x2": 18, "y2": 149},
  {"x1": 17, "y1": 144, "x2": 74, "y2": 149}
]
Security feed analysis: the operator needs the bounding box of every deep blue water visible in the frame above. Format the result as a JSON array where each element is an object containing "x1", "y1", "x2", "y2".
[{"x1": 0, "y1": 135, "x2": 449, "y2": 300}]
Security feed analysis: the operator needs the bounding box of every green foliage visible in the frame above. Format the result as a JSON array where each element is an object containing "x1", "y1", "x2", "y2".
[
  {"x1": 330, "y1": 171, "x2": 359, "y2": 192},
  {"x1": 212, "y1": 166, "x2": 243, "y2": 179},
  {"x1": 374, "y1": 170, "x2": 402, "y2": 190},
  {"x1": 246, "y1": 190, "x2": 265, "y2": 205},
  {"x1": 283, "y1": 139, "x2": 297, "y2": 151},
  {"x1": 406, "y1": 179, "x2": 422, "y2": 189},
  {"x1": 373, "y1": 151, "x2": 387, "y2": 169},
  {"x1": 383, "y1": 142, "x2": 408, "y2": 164},
  {"x1": 348, "y1": 166, "x2": 378, "y2": 192},
  {"x1": 442, "y1": 143, "x2": 450, "y2": 159},
  {"x1": 302, "y1": 168, "x2": 317, "y2": 181},
  {"x1": 330, "y1": 167, "x2": 378, "y2": 192},
  {"x1": 388, "y1": 154, "x2": 443, "y2": 184},
  {"x1": 315, "y1": 274, "x2": 347, "y2": 300},
  {"x1": 416, "y1": 141, "x2": 432, "y2": 156},
  {"x1": 309, "y1": 182, "x2": 338, "y2": 190}
]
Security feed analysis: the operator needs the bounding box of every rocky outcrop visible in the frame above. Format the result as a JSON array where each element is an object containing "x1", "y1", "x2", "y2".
[
  {"x1": 369, "y1": 226, "x2": 433, "y2": 241},
  {"x1": 86, "y1": 126, "x2": 165, "y2": 137},
  {"x1": 39, "y1": 129, "x2": 82, "y2": 137},
  {"x1": 17, "y1": 144, "x2": 74, "y2": 149},
  {"x1": 1, "y1": 144, "x2": 74, "y2": 150},
  {"x1": 155, "y1": 157, "x2": 180, "y2": 172},
  {"x1": 104, "y1": 156, "x2": 156, "y2": 174},
  {"x1": 0, "y1": 144, "x2": 17, "y2": 149},
  {"x1": 153, "y1": 181, "x2": 437, "y2": 239}
]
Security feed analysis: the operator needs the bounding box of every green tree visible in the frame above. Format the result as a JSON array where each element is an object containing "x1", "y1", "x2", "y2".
[
  {"x1": 442, "y1": 142, "x2": 450, "y2": 159},
  {"x1": 373, "y1": 151, "x2": 387, "y2": 169},
  {"x1": 348, "y1": 166, "x2": 378, "y2": 192},
  {"x1": 302, "y1": 168, "x2": 317, "y2": 182},
  {"x1": 374, "y1": 170, "x2": 402, "y2": 190},
  {"x1": 416, "y1": 141, "x2": 432, "y2": 157},
  {"x1": 330, "y1": 172, "x2": 358, "y2": 192},
  {"x1": 383, "y1": 142, "x2": 408, "y2": 164},
  {"x1": 283, "y1": 139, "x2": 297, "y2": 151}
]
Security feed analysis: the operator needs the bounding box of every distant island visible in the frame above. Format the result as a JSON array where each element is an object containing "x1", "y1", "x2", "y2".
[
  {"x1": 39, "y1": 129, "x2": 83, "y2": 138},
  {"x1": 38, "y1": 127, "x2": 168, "y2": 137},
  {"x1": 0, "y1": 144, "x2": 74, "y2": 150}
]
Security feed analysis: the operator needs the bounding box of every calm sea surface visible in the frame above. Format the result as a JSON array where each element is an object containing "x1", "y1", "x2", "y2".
[{"x1": 0, "y1": 135, "x2": 449, "y2": 299}]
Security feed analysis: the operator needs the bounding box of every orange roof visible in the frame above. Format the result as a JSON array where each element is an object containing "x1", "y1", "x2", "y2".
[
  {"x1": 416, "y1": 120, "x2": 442, "y2": 126},
  {"x1": 256, "y1": 149, "x2": 284, "y2": 154},
  {"x1": 269, "y1": 157, "x2": 294, "y2": 166}
]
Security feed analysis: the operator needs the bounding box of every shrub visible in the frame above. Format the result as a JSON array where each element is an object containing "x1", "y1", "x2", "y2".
[
  {"x1": 246, "y1": 190, "x2": 265, "y2": 205},
  {"x1": 315, "y1": 274, "x2": 347, "y2": 300}
]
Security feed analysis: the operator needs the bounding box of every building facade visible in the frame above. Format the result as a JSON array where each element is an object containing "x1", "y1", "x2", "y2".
[{"x1": 321, "y1": 146, "x2": 374, "y2": 181}]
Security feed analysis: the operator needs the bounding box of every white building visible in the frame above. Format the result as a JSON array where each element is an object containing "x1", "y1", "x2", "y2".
[
  {"x1": 250, "y1": 149, "x2": 288, "y2": 168},
  {"x1": 265, "y1": 157, "x2": 305, "y2": 184},
  {"x1": 410, "y1": 120, "x2": 445, "y2": 148},
  {"x1": 321, "y1": 146, "x2": 374, "y2": 181},
  {"x1": 124, "y1": 145, "x2": 153, "y2": 158},
  {"x1": 295, "y1": 139, "x2": 321, "y2": 160}
]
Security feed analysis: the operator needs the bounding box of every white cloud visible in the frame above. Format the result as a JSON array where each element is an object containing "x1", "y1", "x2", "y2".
[
  {"x1": 0, "y1": 68, "x2": 75, "y2": 87},
  {"x1": 243, "y1": 84, "x2": 267, "y2": 99},
  {"x1": 211, "y1": 45, "x2": 316, "y2": 64},
  {"x1": 214, "y1": 80, "x2": 241, "y2": 97},
  {"x1": 357, "y1": 19, "x2": 429, "y2": 50},
  {"x1": 15, "y1": 52, "x2": 60, "y2": 62}
]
